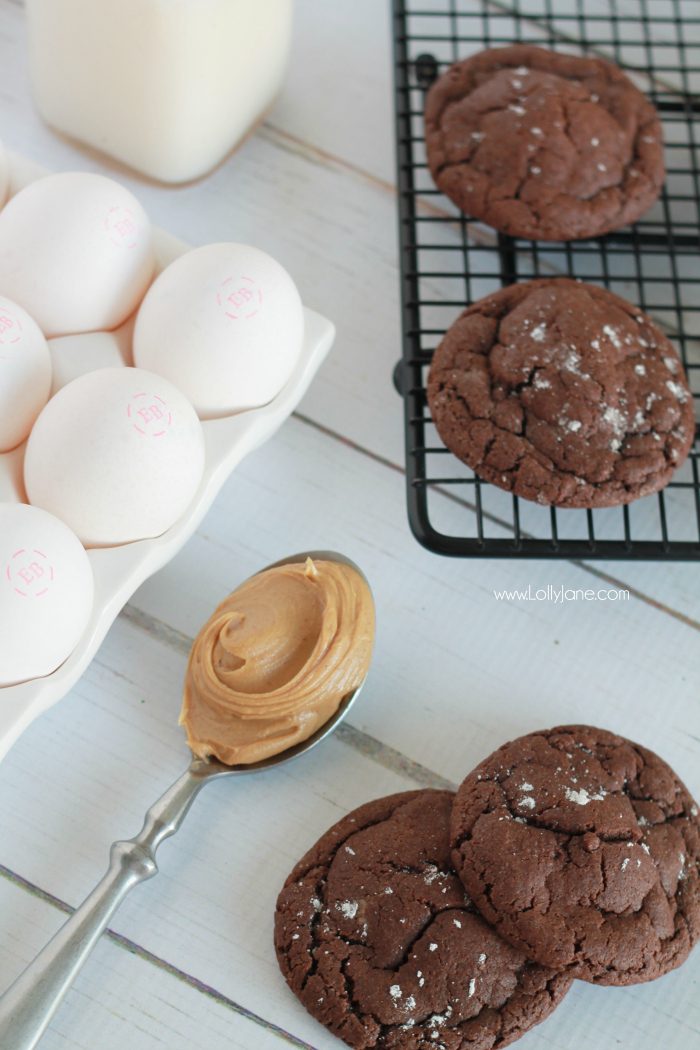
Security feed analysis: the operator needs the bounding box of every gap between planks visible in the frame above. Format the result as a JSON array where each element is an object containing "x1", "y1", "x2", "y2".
[
  {"x1": 116, "y1": 605, "x2": 456, "y2": 794},
  {"x1": 0, "y1": 864, "x2": 320, "y2": 1050}
]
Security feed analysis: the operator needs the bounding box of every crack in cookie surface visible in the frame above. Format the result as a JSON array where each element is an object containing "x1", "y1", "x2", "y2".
[
  {"x1": 425, "y1": 45, "x2": 664, "y2": 240},
  {"x1": 275, "y1": 790, "x2": 571, "y2": 1049},
  {"x1": 426, "y1": 279, "x2": 695, "y2": 509},
  {"x1": 450, "y1": 725, "x2": 700, "y2": 984}
]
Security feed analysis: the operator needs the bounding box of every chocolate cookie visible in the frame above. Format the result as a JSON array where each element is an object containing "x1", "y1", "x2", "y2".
[
  {"x1": 275, "y1": 790, "x2": 571, "y2": 1050},
  {"x1": 425, "y1": 45, "x2": 664, "y2": 241},
  {"x1": 426, "y1": 279, "x2": 695, "y2": 508},
  {"x1": 451, "y1": 726, "x2": 700, "y2": 986}
]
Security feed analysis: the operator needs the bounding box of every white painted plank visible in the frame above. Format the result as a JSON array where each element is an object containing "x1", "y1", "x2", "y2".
[
  {"x1": 128, "y1": 415, "x2": 700, "y2": 786},
  {"x1": 274, "y1": 0, "x2": 396, "y2": 184},
  {"x1": 0, "y1": 876, "x2": 302, "y2": 1050}
]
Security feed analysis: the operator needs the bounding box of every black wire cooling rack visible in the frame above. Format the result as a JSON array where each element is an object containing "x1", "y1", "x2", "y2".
[{"x1": 392, "y1": 0, "x2": 700, "y2": 559}]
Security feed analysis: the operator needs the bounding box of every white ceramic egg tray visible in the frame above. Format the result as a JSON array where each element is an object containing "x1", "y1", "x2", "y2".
[{"x1": 0, "y1": 153, "x2": 335, "y2": 760}]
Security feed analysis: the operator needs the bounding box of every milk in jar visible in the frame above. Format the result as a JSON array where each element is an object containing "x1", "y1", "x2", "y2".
[{"x1": 25, "y1": 0, "x2": 293, "y2": 183}]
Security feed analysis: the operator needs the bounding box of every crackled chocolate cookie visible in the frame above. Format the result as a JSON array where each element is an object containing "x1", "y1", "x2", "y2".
[
  {"x1": 427, "y1": 279, "x2": 695, "y2": 508},
  {"x1": 425, "y1": 45, "x2": 664, "y2": 240},
  {"x1": 275, "y1": 790, "x2": 571, "y2": 1050},
  {"x1": 451, "y1": 726, "x2": 700, "y2": 986}
]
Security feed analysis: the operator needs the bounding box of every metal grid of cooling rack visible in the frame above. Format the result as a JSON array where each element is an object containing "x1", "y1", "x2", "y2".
[{"x1": 392, "y1": 0, "x2": 700, "y2": 559}]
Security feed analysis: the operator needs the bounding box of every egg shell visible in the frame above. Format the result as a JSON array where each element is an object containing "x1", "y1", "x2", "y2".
[
  {"x1": 0, "y1": 502, "x2": 93, "y2": 686},
  {"x1": 133, "y1": 242, "x2": 304, "y2": 418},
  {"x1": 0, "y1": 140, "x2": 9, "y2": 207},
  {"x1": 0, "y1": 295, "x2": 52, "y2": 451},
  {"x1": 49, "y1": 315, "x2": 134, "y2": 396},
  {"x1": 0, "y1": 172, "x2": 155, "y2": 337},
  {"x1": 24, "y1": 367, "x2": 205, "y2": 546}
]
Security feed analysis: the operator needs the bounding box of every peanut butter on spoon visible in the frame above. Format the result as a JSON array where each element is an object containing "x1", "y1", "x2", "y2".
[{"x1": 180, "y1": 557, "x2": 375, "y2": 765}]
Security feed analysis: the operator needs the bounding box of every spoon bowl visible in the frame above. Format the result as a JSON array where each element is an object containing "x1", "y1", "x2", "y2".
[{"x1": 0, "y1": 549, "x2": 374, "y2": 1050}]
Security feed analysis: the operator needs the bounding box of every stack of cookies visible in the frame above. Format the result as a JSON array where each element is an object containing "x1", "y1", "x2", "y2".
[
  {"x1": 420, "y1": 45, "x2": 695, "y2": 509},
  {"x1": 275, "y1": 725, "x2": 700, "y2": 1050}
]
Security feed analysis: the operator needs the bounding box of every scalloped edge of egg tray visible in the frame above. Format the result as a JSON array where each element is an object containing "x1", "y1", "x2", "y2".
[{"x1": 0, "y1": 152, "x2": 335, "y2": 761}]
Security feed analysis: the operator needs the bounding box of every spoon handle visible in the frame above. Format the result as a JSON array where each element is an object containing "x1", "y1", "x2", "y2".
[{"x1": 0, "y1": 760, "x2": 206, "y2": 1050}]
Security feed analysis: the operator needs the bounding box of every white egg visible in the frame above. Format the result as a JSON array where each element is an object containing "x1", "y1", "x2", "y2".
[
  {"x1": 49, "y1": 317, "x2": 133, "y2": 396},
  {"x1": 133, "y1": 243, "x2": 304, "y2": 418},
  {"x1": 0, "y1": 139, "x2": 9, "y2": 207},
  {"x1": 0, "y1": 502, "x2": 93, "y2": 686},
  {"x1": 0, "y1": 296, "x2": 52, "y2": 451},
  {"x1": 25, "y1": 367, "x2": 205, "y2": 546},
  {"x1": 0, "y1": 172, "x2": 155, "y2": 337}
]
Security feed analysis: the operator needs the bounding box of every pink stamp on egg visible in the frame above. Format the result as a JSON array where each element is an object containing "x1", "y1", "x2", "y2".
[
  {"x1": 5, "y1": 548, "x2": 54, "y2": 598},
  {"x1": 216, "y1": 276, "x2": 263, "y2": 321},
  {"x1": 0, "y1": 308, "x2": 23, "y2": 347},
  {"x1": 105, "y1": 206, "x2": 139, "y2": 248},
  {"x1": 127, "y1": 392, "x2": 172, "y2": 437}
]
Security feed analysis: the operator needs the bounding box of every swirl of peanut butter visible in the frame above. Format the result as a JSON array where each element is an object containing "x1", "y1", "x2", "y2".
[{"x1": 179, "y1": 558, "x2": 375, "y2": 764}]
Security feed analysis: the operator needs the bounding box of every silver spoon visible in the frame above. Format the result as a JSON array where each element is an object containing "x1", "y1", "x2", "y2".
[{"x1": 0, "y1": 550, "x2": 372, "y2": 1050}]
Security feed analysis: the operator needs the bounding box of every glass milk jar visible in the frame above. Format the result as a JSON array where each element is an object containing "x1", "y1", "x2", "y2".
[{"x1": 25, "y1": 0, "x2": 293, "y2": 183}]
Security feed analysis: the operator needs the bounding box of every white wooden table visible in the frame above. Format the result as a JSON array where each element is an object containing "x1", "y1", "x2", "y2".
[{"x1": 0, "y1": 2, "x2": 699, "y2": 1048}]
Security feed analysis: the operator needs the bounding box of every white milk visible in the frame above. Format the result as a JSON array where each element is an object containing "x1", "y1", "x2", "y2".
[{"x1": 25, "y1": 0, "x2": 293, "y2": 183}]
